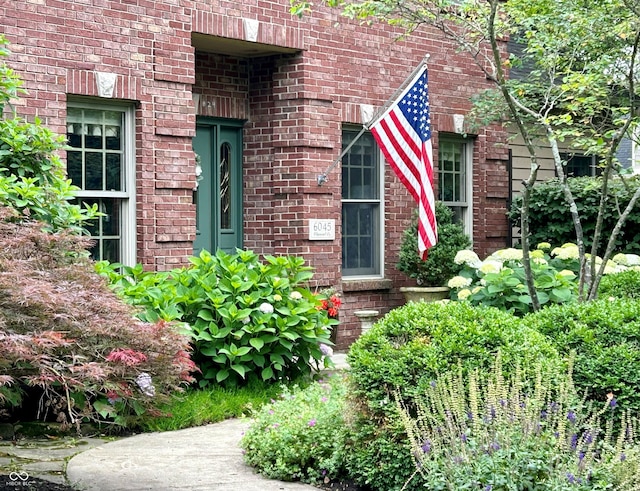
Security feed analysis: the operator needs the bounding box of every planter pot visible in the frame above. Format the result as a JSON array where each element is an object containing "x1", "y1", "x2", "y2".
[{"x1": 399, "y1": 286, "x2": 450, "y2": 303}]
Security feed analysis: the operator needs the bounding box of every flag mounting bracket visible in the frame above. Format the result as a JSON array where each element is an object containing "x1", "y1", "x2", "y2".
[{"x1": 316, "y1": 54, "x2": 430, "y2": 186}]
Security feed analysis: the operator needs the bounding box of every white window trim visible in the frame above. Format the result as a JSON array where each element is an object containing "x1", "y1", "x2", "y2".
[{"x1": 67, "y1": 100, "x2": 136, "y2": 266}]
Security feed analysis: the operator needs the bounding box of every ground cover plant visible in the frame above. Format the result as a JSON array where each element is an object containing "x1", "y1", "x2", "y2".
[
  {"x1": 97, "y1": 248, "x2": 335, "y2": 389},
  {"x1": 139, "y1": 379, "x2": 290, "y2": 432},
  {"x1": 241, "y1": 375, "x2": 348, "y2": 485}
]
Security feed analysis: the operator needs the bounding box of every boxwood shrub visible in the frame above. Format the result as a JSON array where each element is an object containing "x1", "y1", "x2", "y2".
[
  {"x1": 347, "y1": 301, "x2": 561, "y2": 416},
  {"x1": 523, "y1": 298, "x2": 640, "y2": 415},
  {"x1": 598, "y1": 269, "x2": 640, "y2": 300},
  {"x1": 343, "y1": 301, "x2": 563, "y2": 491}
]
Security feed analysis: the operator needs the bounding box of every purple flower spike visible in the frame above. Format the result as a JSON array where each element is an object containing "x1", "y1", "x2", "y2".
[
  {"x1": 421, "y1": 440, "x2": 431, "y2": 453},
  {"x1": 567, "y1": 410, "x2": 576, "y2": 424}
]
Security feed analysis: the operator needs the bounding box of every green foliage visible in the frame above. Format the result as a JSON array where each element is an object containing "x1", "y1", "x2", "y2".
[
  {"x1": 139, "y1": 379, "x2": 291, "y2": 432},
  {"x1": 348, "y1": 301, "x2": 560, "y2": 416},
  {"x1": 523, "y1": 298, "x2": 640, "y2": 416},
  {"x1": 398, "y1": 356, "x2": 640, "y2": 490},
  {"x1": 0, "y1": 37, "x2": 98, "y2": 234},
  {"x1": 599, "y1": 269, "x2": 640, "y2": 300},
  {"x1": 343, "y1": 302, "x2": 561, "y2": 490},
  {"x1": 0, "y1": 214, "x2": 195, "y2": 428},
  {"x1": 449, "y1": 245, "x2": 581, "y2": 316},
  {"x1": 240, "y1": 376, "x2": 348, "y2": 484},
  {"x1": 97, "y1": 249, "x2": 335, "y2": 388},
  {"x1": 397, "y1": 202, "x2": 471, "y2": 286},
  {"x1": 509, "y1": 176, "x2": 640, "y2": 256}
]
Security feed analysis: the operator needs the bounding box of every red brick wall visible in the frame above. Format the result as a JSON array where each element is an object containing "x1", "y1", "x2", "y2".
[{"x1": 3, "y1": 0, "x2": 510, "y2": 349}]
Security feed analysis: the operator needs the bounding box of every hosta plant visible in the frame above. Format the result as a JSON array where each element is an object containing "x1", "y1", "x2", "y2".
[{"x1": 98, "y1": 249, "x2": 335, "y2": 388}]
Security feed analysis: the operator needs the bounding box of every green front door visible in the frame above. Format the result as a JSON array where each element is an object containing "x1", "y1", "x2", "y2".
[{"x1": 193, "y1": 119, "x2": 243, "y2": 254}]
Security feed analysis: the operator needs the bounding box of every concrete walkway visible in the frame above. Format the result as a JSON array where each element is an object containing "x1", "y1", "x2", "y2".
[
  {"x1": 1, "y1": 353, "x2": 349, "y2": 490},
  {"x1": 67, "y1": 418, "x2": 316, "y2": 491}
]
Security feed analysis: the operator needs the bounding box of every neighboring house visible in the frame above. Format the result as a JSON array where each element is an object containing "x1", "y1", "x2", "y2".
[{"x1": 2, "y1": 0, "x2": 510, "y2": 348}]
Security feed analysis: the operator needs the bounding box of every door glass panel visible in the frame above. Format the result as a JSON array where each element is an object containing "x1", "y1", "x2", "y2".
[{"x1": 220, "y1": 142, "x2": 231, "y2": 230}]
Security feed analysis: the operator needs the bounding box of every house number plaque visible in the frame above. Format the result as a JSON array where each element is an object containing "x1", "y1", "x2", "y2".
[{"x1": 308, "y1": 219, "x2": 335, "y2": 240}]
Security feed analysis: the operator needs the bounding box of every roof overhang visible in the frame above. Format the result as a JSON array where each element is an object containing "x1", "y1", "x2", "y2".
[{"x1": 192, "y1": 33, "x2": 299, "y2": 58}]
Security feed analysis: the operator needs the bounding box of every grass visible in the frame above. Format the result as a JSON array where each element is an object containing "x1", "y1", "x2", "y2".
[{"x1": 138, "y1": 378, "x2": 309, "y2": 432}]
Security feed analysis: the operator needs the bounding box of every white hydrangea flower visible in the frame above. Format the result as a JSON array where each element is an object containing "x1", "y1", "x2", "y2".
[
  {"x1": 558, "y1": 270, "x2": 576, "y2": 278},
  {"x1": 319, "y1": 344, "x2": 334, "y2": 357},
  {"x1": 626, "y1": 254, "x2": 640, "y2": 266},
  {"x1": 536, "y1": 242, "x2": 552, "y2": 251},
  {"x1": 492, "y1": 248, "x2": 523, "y2": 261},
  {"x1": 447, "y1": 275, "x2": 472, "y2": 289},
  {"x1": 135, "y1": 372, "x2": 156, "y2": 397},
  {"x1": 454, "y1": 250, "x2": 481, "y2": 267},
  {"x1": 612, "y1": 253, "x2": 629, "y2": 265},
  {"x1": 290, "y1": 291, "x2": 303, "y2": 300},
  {"x1": 479, "y1": 260, "x2": 503, "y2": 274},
  {"x1": 551, "y1": 244, "x2": 579, "y2": 260},
  {"x1": 533, "y1": 257, "x2": 548, "y2": 265},
  {"x1": 259, "y1": 302, "x2": 274, "y2": 314},
  {"x1": 530, "y1": 249, "x2": 545, "y2": 259},
  {"x1": 472, "y1": 286, "x2": 483, "y2": 294},
  {"x1": 457, "y1": 288, "x2": 472, "y2": 300}
]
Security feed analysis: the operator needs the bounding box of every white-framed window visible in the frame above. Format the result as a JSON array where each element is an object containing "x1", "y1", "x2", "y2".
[
  {"x1": 437, "y1": 137, "x2": 473, "y2": 235},
  {"x1": 341, "y1": 127, "x2": 384, "y2": 277},
  {"x1": 66, "y1": 101, "x2": 136, "y2": 265}
]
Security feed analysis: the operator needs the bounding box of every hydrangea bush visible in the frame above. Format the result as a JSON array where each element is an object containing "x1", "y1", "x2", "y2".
[
  {"x1": 447, "y1": 243, "x2": 639, "y2": 316},
  {"x1": 98, "y1": 249, "x2": 335, "y2": 388}
]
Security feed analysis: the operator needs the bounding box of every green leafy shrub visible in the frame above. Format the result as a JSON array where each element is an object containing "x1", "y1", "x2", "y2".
[
  {"x1": 398, "y1": 356, "x2": 640, "y2": 490},
  {"x1": 97, "y1": 249, "x2": 335, "y2": 388},
  {"x1": 0, "y1": 37, "x2": 99, "y2": 234},
  {"x1": 598, "y1": 268, "x2": 640, "y2": 299},
  {"x1": 523, "y1": 298, "x2": 640, "y2": 416},
  {"x1": 397, "y1": 202, "x2": 471, "y2": 286},
  {"x1": 449, "y1": 244, "x2": 581, "y2": 315},
  {"x1": 343, "y1": 301, "x2": 562, "y2": 490},
  {"x1": 0, "y1": 210, "x2": 195, "y2": 428},
  {"x1": 348, "y1": 301, "x2": 560, "y2": 414},
  {"x1": 508, "y1": 176, "x2": 640, "y2": 256},
  {"x1": 241, "y1": 376, "x2": 347, "y2": 484}
]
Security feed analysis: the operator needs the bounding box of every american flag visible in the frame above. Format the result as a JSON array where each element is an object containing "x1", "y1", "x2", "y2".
[{"x1": 370, "y1": 64, "x2": 436, "y2": 259}]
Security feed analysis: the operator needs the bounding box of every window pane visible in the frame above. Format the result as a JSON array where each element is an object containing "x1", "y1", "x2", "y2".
[
  {"x1": 341, "y1": 128, "x2": 381, "y2": 276},
  {"x1": 342, "y1": 132, "x2": 379, "y2": 200},
  {"x1": 85, "y1": 152, "x2": 103, "y2": 190},
  {"x1": 106, "y1": 153, "x2": 122, "y2": 191},
  {"x1": 220, "y1": 142, "x2": 231, "y2": 230},
  {"x1": 67, "y1": 151, "x2": 82, "y2": 187},
  {"x1": 342, "y1": 202, "x2": 379, "y2": 275}
]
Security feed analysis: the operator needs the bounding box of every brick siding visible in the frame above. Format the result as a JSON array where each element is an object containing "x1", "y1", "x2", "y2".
[{"x1": 3, "y1": 0, "x2": 510, "y2": 349}]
